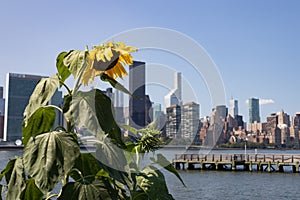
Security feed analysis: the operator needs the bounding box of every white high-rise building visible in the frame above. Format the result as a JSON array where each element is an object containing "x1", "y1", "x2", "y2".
[
  {"x1": 165, "y1": 72, "x2": 182, "y2": 108},
  {"x1": 181, "y1": 102, "x2": 200, "y2": 139},
  {"x1": 229, "y1": 99, "x2": 238, "y2": 117}
]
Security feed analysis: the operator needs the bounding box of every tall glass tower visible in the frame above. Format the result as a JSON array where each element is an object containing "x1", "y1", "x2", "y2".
[
  {"x1": 249, "y1": 98, "x2": 260, "y2": 123},
  {"x1": 129, "y1": 61, "x2": 147, "y2": 128},
  {"x1": 229, "y1": 99, "x2": 238, "y2": 117}
]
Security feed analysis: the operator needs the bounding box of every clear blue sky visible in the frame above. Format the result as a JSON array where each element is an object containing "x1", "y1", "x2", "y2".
[{"x1": 0, "y1": 0, "x2": 299, "y2": 122}]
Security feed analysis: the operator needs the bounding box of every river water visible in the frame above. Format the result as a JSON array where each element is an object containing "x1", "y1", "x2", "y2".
[{"x1": 1, "y1": 149, "x2": 299, "y2": 200}]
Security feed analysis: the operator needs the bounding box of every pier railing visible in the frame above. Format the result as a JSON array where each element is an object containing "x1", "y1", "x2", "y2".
[{"x1": 174, "y1": 153, "x2": 300, "y2": 163}]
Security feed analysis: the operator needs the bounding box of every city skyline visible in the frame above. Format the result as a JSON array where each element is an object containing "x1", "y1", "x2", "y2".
[
  {"x1": 0, "y1": 70, "x2": 300, "y2": 125},
  {"x1": 0, "y1": 1, "x2": 300, "y2": 122}
]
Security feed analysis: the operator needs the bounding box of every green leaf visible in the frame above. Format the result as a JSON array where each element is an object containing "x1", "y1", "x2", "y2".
[
  {"x1": 65, "y1": 89, "x2": 124, "y2": 145},
  {"x1": 146, "y1": 119, "x2": 157, "y2": 130},
  {"x1": 6, "y1": 157, "x2": 26, "y2": 200},
  {"x1": 151, "y1": 154, "x2": 185, "y2": 187},
  {"x1": 71, "y1": 153, "x2": 102, "y2": 181},
  {"x1": 100, "y1": 73, "x2": 132, "y2": 96},
  {"x1": 95, "y1": 142, "x2": 129, "y2": 185},
  {"x1": 121, "y1": 124, "x2": 137, "y2": 135},
  {"x1": 130, "y1": 190, "x2": 148, "y2": 200},
  {"x1": 63, "y1": 50, "x2": 87, "y2": 78},
  {"x1": 24, "y1": 131, "x2": 80, "y2": 193},
  {"x1": 20, "y1": 179, "x2": 43, "y2": 200},
  {"x1": 56, "y1": 51, "x2": 71, "y2": 86},
  {"x1": 22, "y1": 106, "x2": 56, "y2": 147},
  {"x1": 58, "y1": 179, "x2": 113, "y2": 200},
  {"x1": 23, "y1": 74, "x2": 59, "y2": 126},
  {"x1": 109, "y1": 120, "x2": 125, "y2": 147},
  {"x1": 136, "y1": 166, "x2": 174, "y2": 200},
  {"x1": 0, "y1": 158, "x2": 16, "y2": 184}
]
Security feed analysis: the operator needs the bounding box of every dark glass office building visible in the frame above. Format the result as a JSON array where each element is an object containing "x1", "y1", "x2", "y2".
[
  {"x1": 4, "y1": 73, "x2": 63, "y2": 141},
  {"x1": 129, "y1": 61, "x2": 150, "y2": 128},
  {"x1": 249, "y1": 98, "x2": 260, "y2": 123}
]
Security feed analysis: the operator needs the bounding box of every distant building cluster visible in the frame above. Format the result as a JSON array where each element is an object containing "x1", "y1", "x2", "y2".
[{"x1": 0, "y1": 61, "x2": 299, "y2": 149}]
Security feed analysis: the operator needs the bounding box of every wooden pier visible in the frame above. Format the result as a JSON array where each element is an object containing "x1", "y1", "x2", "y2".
[{"x1": 173, "y1": 153, "x2": 300, "y2": 173}]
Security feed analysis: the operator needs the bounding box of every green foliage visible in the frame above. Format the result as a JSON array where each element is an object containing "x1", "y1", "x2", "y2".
[
  {"x1": 56, "y1": 52, "x2": 71, "y2": 86},
  {"x1": 22, "y1": 106, "x2": 56, "y2": 147},
  {"x1": 0, "y1": 42, "x2": 184, "y2": 200},
  {"x1": 136, "y1": 166, "x2": 174, "y2": 200},
  {"x1": 151, "y1": 154, "x2": 185, "y2": 187},
  {"x1": 6, "y1": 158, "x2": 26, "y2": 200},
  {"x1": 24, "y1": 131, "x2": 80, "y2": 193},
  {"x1": 58, "y1": 179, "x2": 113, "y2": 200},
  {"x1": 63, "y1": 50, "x2": 88, "y2": 79},
  {"x1": 23, "y1": 75, "x2": 59, "y2": 126},
  {"x1": 20, "y1": 179, "x2": 43, "y2": 200},
  {"x1": 220, "y1": 142, "x2": 267, "y2": 149},
  {"x1": 0, "y1": 158, "x2": 16, "y2": 184}
]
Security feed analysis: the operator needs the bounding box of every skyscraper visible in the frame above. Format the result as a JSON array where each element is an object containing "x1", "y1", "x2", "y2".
[
  {"x1": 249, "y1": 98, "x2": 260, "y2": 123},
  {"x1": 0, "y1": 86, "x2": 4, "y2": 139},
  {"x1": 114, "y1": 89, "x2": 125, "y2": 124},
  {"x1": 4, "y1": 73, "x2": 63, "y2": 142},
  {"x1": 229, "y1": 99, "x2": 238, "y2": 117},
  {"x1": 181, "y1": 102, "x2": 200, "y2": 139},
  {"x1": 0, "y1": 86, "x2": 4, "y2": 116},
  {"x1": 205, "y1": 105, "x2": 228, "y2": 146},
  {"x1": 165, "y1": 72, "x2": 182, "y2": 108},
  {"x1": 4, "y1": 73, "x2": 43, "y2": 141},
  {"x1": 129, "y1": 61, "x2": 148, "y2": 128},
  {"x1": 166, "y1": 104, "x2": 181, "y2": 138}
]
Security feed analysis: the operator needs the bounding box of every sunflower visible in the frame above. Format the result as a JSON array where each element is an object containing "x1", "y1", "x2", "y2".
[{"x1": 82, "y1": 42, "x2": 137, "y2": 85}]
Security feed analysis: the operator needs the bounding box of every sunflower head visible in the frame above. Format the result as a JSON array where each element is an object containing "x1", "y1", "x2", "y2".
[{"x1": 82, "y1": 42, "x2": 137, "y2": 86}]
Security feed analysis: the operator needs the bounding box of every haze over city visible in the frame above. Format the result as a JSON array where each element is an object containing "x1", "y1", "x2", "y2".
[{"x1": 0, "y1": 0, "x2": 300, "y2": 121}]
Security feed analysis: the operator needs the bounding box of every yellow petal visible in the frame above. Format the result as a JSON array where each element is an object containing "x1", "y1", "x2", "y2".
[
  {"x1": 104, "y1": 47, "x2": 113, "y2": 61},
  {"x1": 96, "y1": 49, "x2": 106, "y2": 62}
]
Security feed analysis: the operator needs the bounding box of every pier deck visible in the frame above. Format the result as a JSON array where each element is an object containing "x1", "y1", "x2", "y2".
[{"x1": 173, "y1": 153, "x2": 300, "y2": 173}]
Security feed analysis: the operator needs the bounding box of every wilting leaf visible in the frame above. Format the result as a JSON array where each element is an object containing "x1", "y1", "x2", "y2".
[
  {"x1": 0, "y1": 158, "x2": 16, "y2": 184},
  {"x1": 100, "y1": 73, "x2": 132, "y2": 96},
  {"x1": 20, "y1": 179, "x2": 43, "y2": 200},
  {"x1": 24, "y1": 131, "x2": 80, "y2": 193},
  {"x1": 23, "y1": 75, "x2": 59, "y2": 126},
  {"x1": 58, "y1": 179, "x2": 113, "y2": 200},
  {"x1": 22, "y1": 106, "x2": 56, "y2": 147},
  {"x1": 6, "y1": 157, "x2": 26, "y2": 200},
  {"x1": 56, "y1": 51, "x2": 71, "y2": 86},
  {"x1": 150, "y1": 154, "x2": 185, "y2": 187},
  {"x1": 65, "y1": 89, "x2": 124, "y2": 145},
  {"x1": 63, "y1": 50, "x2": 87, "y2": 78},
  {"x1": 136, "y1": 166, "x2": 174, "y2": 200}
]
